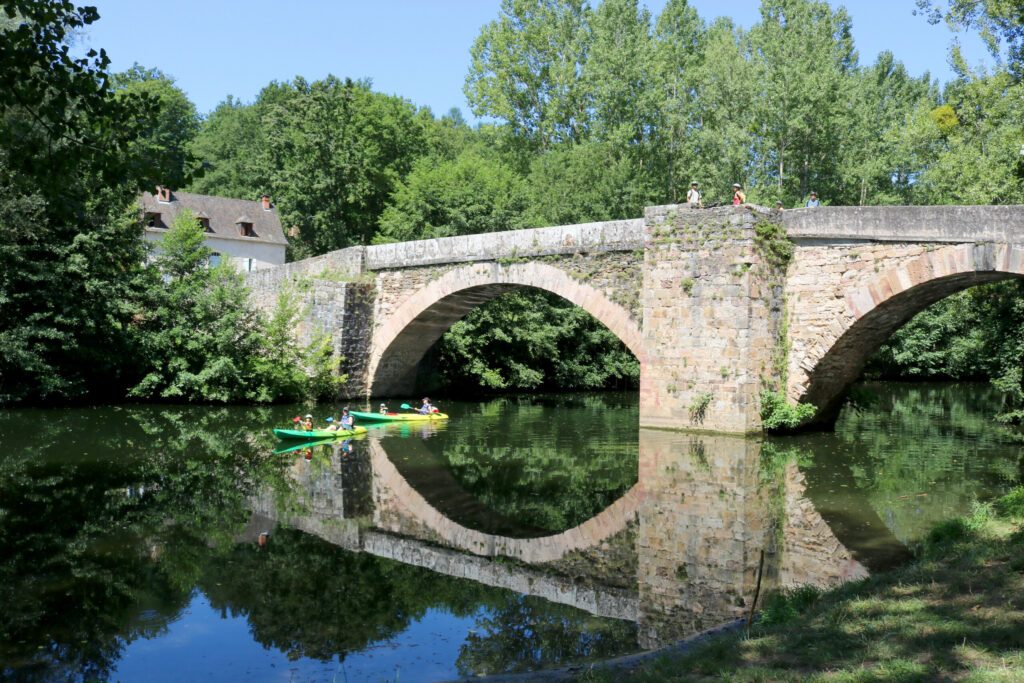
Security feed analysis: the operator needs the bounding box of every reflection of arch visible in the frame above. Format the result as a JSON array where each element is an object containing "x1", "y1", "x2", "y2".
[
  {"x1": 798, "y1": 243, "x2": 1024, "y2": 422},
  {"x1": 368, "y1": 440, "x2": 642, "y2": 563},
  {"x1": 378, "y1": 433, "x2": 558, "y2": 538},
  {"x1": 368, "y1": 262, "x2": 646, "y2": 397}
]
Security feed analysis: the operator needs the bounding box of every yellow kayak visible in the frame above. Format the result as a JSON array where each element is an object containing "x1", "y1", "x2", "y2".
[{"x1": 349, "y1": 411, "x2": 448, "y2": 422}]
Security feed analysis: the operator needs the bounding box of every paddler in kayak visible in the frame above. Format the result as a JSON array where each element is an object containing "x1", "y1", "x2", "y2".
[
  {"x1": 340, "y1": 407, "x2": 355, "y2": 430},
  {"x1": 302, "y1": 414, "x2": 314, "y2": 431},
  {"x1": 379, "y1": 403, "x2": 389, "y2": 415},
  {"x1": 418, "y1": 397, "x2": 436, "y2": 415}
]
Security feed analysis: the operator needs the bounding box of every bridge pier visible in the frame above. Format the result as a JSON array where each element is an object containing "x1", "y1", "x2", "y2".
[{"x1": 639, "y1": 205, "x2": 784, "y2": 434}]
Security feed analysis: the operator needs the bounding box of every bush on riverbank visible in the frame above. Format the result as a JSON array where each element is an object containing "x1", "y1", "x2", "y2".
[
  {"x1": 129, "y1": 211, "x2": 342, "y2": 403},
  {"x1": 586, "y1": 485, "x2": 1024, "y2": 682}
]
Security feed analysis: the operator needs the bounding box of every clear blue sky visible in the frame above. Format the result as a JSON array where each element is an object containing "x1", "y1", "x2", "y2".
[{"x1": 82, "y1": 0, "x2": 991, "y2": 118}]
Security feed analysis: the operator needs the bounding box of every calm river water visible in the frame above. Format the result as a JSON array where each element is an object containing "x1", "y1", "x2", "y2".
[{"x1": 0, "y1": 383, "x2": 1020, "y2": 681}]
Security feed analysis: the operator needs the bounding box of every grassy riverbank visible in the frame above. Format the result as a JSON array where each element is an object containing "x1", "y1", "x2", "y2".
[{"x1": 587, "y1": 486, "x2": 1024, "y2": 682}]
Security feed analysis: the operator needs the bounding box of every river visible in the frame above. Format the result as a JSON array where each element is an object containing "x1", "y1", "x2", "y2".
[{"x1": 0, "y1": 383, "x2": 1020, "y2": 681}]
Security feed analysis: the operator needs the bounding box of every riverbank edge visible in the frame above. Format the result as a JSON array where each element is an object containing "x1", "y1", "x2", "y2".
[{"x1": 448, "y1": 618, "x2": 747, "y2": 683}]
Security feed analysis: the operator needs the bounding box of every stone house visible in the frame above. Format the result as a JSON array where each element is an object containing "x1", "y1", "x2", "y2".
[{"x1": 140, "y1": 186, "x2": 287, "y2": 271}]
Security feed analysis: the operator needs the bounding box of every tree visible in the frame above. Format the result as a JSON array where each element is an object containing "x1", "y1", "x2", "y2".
[
  {"x1": 585, "y1": 0, "x2": 656, "y2": 146},
  {"x1": 429, "y1": 289, "x2": 639, "y2": 395},
  {"x1": 916, "y1": 0, "x2": 1024, "y2": 76},
  {"x1": 0, "y1": 0, "x2": 164, "y2": 404},
  {"x1": 650, "y1": 0, "x2": 706, "y2": 202},
  {"x1": 189, "y1": 77, "x2": 427, "y2": 257},
  {"x1": 112, "y1": 65, "x2": 201, "y2": 189},
  {"x1": 187, "y1": 96, "x2": 265, "y2": 200},
  {"x1": 376, "y1": 149, "x2": 529, "y2": 242},
  {"x1": 748, "y1": 0, "x2": 857, "y2": 202},
  {"x1": 130, "y1": 211, "x2": 340, "y2": 403},
  {"x1": 465, "y1": 0, "x2": 593, "y2": 149}
]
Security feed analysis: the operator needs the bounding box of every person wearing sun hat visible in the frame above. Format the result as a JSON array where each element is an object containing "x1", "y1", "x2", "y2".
[
  {"x1": 732, "y1": 183, "x2": 746, "y2": 205},
  {"x1": 686, "y1": 181, "x2": 702, "y2": 208}
]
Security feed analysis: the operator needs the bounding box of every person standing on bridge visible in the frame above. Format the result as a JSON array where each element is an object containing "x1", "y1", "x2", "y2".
[
  {"x1": 732, "y1": 183, "x2": 746, "y2": 205},
  {"x1": 805, "y1": 191, "x2": 821, "y2": 208},
  {"x1": 686, "y1": 182, "x2": 702, "y2": 208}
]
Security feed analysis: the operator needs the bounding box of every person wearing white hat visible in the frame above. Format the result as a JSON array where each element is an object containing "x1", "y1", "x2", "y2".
[
  {"x1": 686, "y1": 181, "x2": 702, "y2": 208},
  {"x1": 732, "y1": 183, "x2": 746, "y2": 206}
]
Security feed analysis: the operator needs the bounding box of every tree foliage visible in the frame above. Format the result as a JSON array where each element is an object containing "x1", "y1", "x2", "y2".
[{"x1": 129, "y1": 211, "x2": 341, "y2": 403}]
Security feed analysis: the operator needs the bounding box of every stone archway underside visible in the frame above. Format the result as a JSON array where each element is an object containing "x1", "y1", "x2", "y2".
[
  {"x1": 795, "y1": 242, "x2": 1024, "y2": 423},
  {"x1": 368, "y1": 262, "x2": 645, "y2": 398}
]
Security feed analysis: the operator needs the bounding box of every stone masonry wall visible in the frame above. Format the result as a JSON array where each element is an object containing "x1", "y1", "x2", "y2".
[
  {"x1": 372, "y1": 250, "x2": 644, "y2": 328},
  {"x1": 784, "y1": 241, "x2": 930, "y2": 405},
  {"x1": 640, "y1": 204, "x2": 784, "y2": 434}
]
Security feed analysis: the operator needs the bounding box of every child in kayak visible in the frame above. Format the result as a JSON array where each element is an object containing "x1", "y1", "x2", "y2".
[
  {"x1": 302, "y1": 414, "x2": 314, "y2": 431},
  {"x1": 419, "y1": 398, "x2": 435, "y2": 415},
  {"x1": 340, "y1": 408, "x2": 354, "y2": 430},
  {"x1": 379, "y1": 403, "x2": 389, "y2": 415}
]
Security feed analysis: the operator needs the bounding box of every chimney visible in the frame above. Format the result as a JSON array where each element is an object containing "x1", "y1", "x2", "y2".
[
  {"x1": 156, "y1": 185, "x2": 172, "y2": 202},
  {"x1": 260, "y1": 194, "x2": 272, "y2": 211}
]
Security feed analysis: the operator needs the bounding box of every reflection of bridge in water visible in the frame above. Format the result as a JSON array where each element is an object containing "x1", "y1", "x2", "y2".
[{"x1": 253, "y1": 428, "x2": 909, "y2": 648}]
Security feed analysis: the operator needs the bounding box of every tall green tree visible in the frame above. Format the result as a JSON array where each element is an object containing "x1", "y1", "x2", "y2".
[
  {"x1": 917, "y1": 0, "x2": 1024, "y2": 75},
  {"x1": 376, "y1": 149, "x2": 529, "y2": 242},
  {"x1": 130, "y1": 211, "x2": 340, "y2": 403},
  {"x1": 189, "y1": 77, "x2": 427, "y2": 257},
  {"x1": 187, "y1": 96, "x2": 265, "y2": 200},
  {"x1": 748, "y1": 0, "x2": 857, "y2": 202},
  {"x1": 0, "y1": 0, "x2": 162, "y2": 404},
  {"x1": 585, "y1": 0, "x2": 656, "y2": 145},
  {"x1": 465, "y1": 0, "x2": 593, "y2": 149},
  {"x1": 112, "y1": 65, "x2": 201, "y2": 190},
  {"x1": 650, "y1": 0, "x2": 706, "y2": 202}
]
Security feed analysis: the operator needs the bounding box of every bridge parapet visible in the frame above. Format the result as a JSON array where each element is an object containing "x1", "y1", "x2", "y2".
[
  {"x1": 784, "y1": 205, "x2": 1024, "y2": 243},
  {"x1": 364, "y1": 217, "x2": 643, "y2": 270}
]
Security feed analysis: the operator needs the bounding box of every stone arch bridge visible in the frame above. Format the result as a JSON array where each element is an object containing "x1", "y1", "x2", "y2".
[{"x1": 248, "y1": 204, "x2": 1024, "y2": 433}]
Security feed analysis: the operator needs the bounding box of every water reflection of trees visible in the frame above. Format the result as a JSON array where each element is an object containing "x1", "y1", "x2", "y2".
[
  {"x1": 0, "y1": 403, "x2": 639, "y2": 678},
  {"x1": 392, "y1": 393, "x2": 639, "y2": 533},
  {"x1": 795, "y1": 383, "x2": 1024, "y2": 543},
  {"x1": 0, "y1": 406, "x2": 288, "y2": 679}
]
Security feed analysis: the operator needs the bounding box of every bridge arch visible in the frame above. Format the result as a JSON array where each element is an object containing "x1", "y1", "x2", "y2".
[
  {"x1": 795, "y1": 242, "x2": 1024, "y2": 423},
  {"x1": 367, "y1": 261, "x2": 646, "y2": 397}
]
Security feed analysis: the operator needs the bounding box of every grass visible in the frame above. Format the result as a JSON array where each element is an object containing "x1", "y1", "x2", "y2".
[{"x1": 583, "y1": 486, "x2": 1024, "y2": 682}]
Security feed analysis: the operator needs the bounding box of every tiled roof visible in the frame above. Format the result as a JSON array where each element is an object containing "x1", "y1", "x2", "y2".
[{"x1": 140, "y1": 190, "x2": 288, "y2": 246}]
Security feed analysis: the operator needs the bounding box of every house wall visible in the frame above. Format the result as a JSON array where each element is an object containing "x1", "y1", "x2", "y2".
[{"x1": 144, "y1": 230, "x2": 286, "y2": 271}]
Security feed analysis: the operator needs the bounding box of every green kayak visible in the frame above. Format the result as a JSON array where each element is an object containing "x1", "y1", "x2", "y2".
[
  {"x1": 273, "y1": 426, "x2": 367, "y2": 440},
  {"x1": 349, "y1": 411, "x2": 449, "y2": 422}
]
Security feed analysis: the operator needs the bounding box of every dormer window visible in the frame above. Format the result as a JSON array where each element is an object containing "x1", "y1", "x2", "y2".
[
  {"x1": 145, "y1": 212, "x2": 164, "y2": 228},
  {"x1": 155, "y1": 185, "x2": 172, "y2": 203},
  {"x1": 235, "y1": 215, "x2": 257, "y2": 237},
  {"x1": 195, "y1": 211, "x2": 213, "y2": 232}
]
